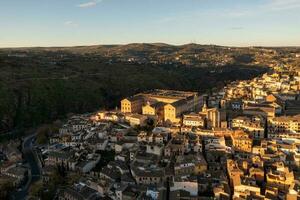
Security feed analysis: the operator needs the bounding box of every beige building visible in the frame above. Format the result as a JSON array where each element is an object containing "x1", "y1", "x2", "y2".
[
  {"x1": 140, "y1": 89, "x2": 199, "y2": 105},
  {"x1": 266, "y1": 166, "x2": 295, "y2": 191},
  {"x1": 142, "y1": 101, "x2": 165, "y2": 121},
  {"x1": 183, "y1": 113, "x2": 205, "y2": 127},
  {"x1": 227, "y1": 159, "x2": 242, "y2": 188},
  {"x1": 125, "y1": 114, "x2": 147, "y2": 126},
  {"x1": 121, "y1": 95, "x2": 144, "y2": 113},
  {"x1": 131, "y1": 165, "x2": 165, "y2": 185},
  {"x1": 243, "y1": 103, "x2": 275, "y2": 118},
  {"x1": 268, "y1": 114, "x2": 300, "y2": 134},
  {"x1": 164, "y1": 98, "x2": 196, "y2": 123},
  {"x1": 206, "y1": 108, "x2": 226, "y2": 128},
  {"x1": 231, "y1": 131, "x2": 252, "y2": 153},
  {"x1": 231, "y1": 116, "x2": 265, "y2": 139}
]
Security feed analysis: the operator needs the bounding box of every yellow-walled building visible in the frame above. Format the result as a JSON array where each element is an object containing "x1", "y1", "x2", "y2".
[
  {"x1": 142, "y1": 101, "x2": 165, "y2": 121},
  {"x1": 164, "y1": 103, "x2": 180, "y2": 123},
  {"x1": 266, "y1": 166, "x2": 295, "y2": 191},
  {"x1": 231, "y1": 130, "x2": 252, "y2": 153},
  {"x1": 142, "y1": 103, "x2": 156, "y2": 115},
  {"x1": 268, "y1": 114, "x2": 300, "y2": 134},
  {"x1": 121, "y1": 95, "x2": 144, "y2": 113},
  {"x1": 164, "y1": 97, "x2": 198, "y2": 124}
]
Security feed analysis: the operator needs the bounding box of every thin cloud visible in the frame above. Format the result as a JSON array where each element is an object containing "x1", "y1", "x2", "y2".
[
  {"x1": 77, "y1": 0, "x2": 102, "y2": 8},
  {"x1": 264, "y1": 0, "x2": 300, "y2": 11},
  {"x1": 64, "y1": 21, "x2": 79, "y2": 27}
]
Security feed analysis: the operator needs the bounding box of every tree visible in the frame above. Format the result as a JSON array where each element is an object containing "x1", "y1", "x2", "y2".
[
  {"x1": 36, "y1": 125, "x2": 50, "y2": 145},
  {"x1": 36, "y1": 123, "x2": 59, "y2": 145},
  {"x1": 29, "y1": 180, "x2": 43, "y2": 198},
  {"x1": 144, "y1": 118, "x2": 156, "y2": 132},
  {"x1": 51, "y1": 120, "x2": 62, "y2": 134},
  {"x1": 0, "y1": 181, "x2": 14, "y2": 199}
]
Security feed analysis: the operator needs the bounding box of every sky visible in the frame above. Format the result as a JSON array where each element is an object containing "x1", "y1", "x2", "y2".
[{"x1": 0, "y1": 0, "x2": 300, "y2": 47}]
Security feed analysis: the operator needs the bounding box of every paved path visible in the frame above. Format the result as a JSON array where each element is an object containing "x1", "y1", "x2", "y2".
[{"x1": 11, "y1": 134, "x2": 42, "y2": 200}]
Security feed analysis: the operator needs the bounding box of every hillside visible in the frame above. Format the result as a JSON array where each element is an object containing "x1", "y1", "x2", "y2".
[{"x1": 3, "y1": 43, "x2": 299, "y2": 68}]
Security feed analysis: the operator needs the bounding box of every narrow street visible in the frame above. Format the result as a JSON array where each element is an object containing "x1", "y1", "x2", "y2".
[{"x1": 11, "y1": 135, "x2": 42, "y2": 200}]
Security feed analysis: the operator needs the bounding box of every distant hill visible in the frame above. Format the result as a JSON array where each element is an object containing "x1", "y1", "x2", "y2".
[{"x1": 2, "y1": 43, "x2": 299, "y2": 68}]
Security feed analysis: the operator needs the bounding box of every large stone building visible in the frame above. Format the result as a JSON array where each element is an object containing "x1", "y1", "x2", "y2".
[
  {"x1": 164, "y1": 97, "x2": 197, "y2": 123},
  {"x1": 121, "y1": 95, "x2": 144, "y2": 113},
  {"x1": 206, "y1": 108, "x2": 227, "y2": 128},
  {"x1": 200, "y1": 103, "x2": 227, "y2": 129},
  {"x1": 120, "y1": 89, "x2": 201, "y2": 123}
]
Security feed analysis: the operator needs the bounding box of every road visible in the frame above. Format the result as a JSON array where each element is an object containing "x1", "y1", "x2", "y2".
[{"x1": 11, "y1": 134, "x2": 42, "y2": 200}]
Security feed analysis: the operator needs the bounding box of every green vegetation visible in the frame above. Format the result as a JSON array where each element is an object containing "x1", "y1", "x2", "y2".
[
  {"x1": 29, "y1": 165, "x2": 66, "y2": 200},
  {"x1": 36, "y1": 122, "x2": 61, "y2": 145},
  {"x1": 36, "y1": 125, "x2": 51, "y2": 145},
  {"x1": 28, "y1": 162, "x2": 83, "y2": 200},
  {"x1": 94, "y1": 150, "x2": 115, "y2": 171},
  {"x1": 29, "y1": 180, "x2": 44, "y2": 199},
  {"x1": 0, "y1": 180, "x2": 14, "y2": 199}
]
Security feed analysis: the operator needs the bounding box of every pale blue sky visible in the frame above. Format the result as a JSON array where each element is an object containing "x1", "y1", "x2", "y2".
[{"x1": 0, "y1": 0, "x2": 300, "y2": 47}]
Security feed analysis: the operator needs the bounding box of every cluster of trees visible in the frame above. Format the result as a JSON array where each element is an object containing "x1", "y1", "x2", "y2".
[
  {"x1": 29, "y1": 164, "x2": 72, "y2": 200},
  {"x1": 35, "y1": 121, "x2": 61, "y2": 144},
  {"x1": 0, "y1": 181, "x2": 14, "y2": 199}
]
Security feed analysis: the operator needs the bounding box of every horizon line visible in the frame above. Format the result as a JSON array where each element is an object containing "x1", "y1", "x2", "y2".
[{"x1": 1, "y1": 42, "x2": 300, "y2": 49}]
